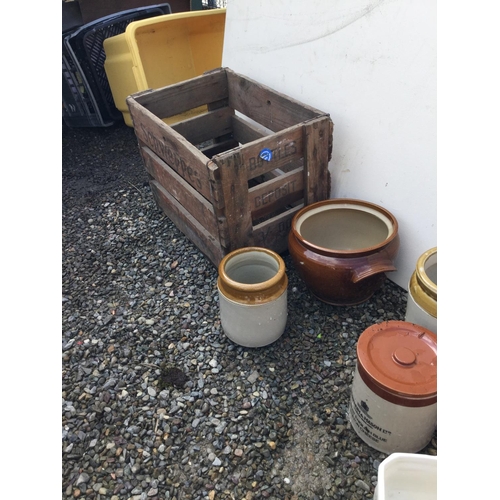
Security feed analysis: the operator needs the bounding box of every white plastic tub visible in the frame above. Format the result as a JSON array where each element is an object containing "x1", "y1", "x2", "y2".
[{"x1": 374, "y1": 453, "x2": 437, "y2": 500}]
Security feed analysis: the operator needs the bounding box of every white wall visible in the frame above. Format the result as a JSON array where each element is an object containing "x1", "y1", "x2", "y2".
[{"x1": 222, "y1": 0, "x2": 436, "y2": 290}]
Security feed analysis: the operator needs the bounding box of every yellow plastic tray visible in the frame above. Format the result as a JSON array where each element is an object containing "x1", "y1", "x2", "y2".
[{"x1": 104, "y1": 9, "x2": 226, "y2": 127}]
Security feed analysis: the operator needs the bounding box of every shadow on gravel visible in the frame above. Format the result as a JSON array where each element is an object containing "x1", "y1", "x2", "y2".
[{"x1": 62, "y1": 121, "x2": 149, "y2": 206}]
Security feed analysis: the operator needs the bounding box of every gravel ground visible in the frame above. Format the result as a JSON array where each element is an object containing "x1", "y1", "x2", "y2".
[{"x1": 62, "y1": 121, "x2": 437, "y2": 500}]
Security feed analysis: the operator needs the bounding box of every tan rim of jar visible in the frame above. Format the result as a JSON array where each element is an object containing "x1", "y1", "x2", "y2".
[
  {"x1": 409, "y1": 247, "x2": 437, "y2": 318},
  {"x1": 217, "y1": 247, "x2": 288, "y2": 305}
]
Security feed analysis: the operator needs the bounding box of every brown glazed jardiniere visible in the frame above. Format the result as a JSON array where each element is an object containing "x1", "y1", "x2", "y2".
[{"x1": 288, "y1": 199, "x2": 400, "y2": 305}]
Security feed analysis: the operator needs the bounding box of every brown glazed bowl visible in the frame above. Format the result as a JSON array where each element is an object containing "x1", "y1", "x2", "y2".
[{"x1": 288, "y1": 199, "x2": 400, "y2": 305}]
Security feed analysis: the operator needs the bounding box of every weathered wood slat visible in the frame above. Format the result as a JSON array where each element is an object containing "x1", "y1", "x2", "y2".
[
  {"x1": 303, "y1": 116, "x2": 333, "y2": 204},
  {"x1": 200, "y1": 138, "x2": 240, "y2": 159},
  {"x1": 149, "y1": 180, "x2": 224, "y2": 266},
  {"x1": 207, "y1": 161, "x2": 224, "y2": 210},
  {"x1": 207, "y1": 97, "x2": 230, "y2": 111},
  {"x1": 129, "y1": 68, "x2": 228, "y2": 119},
  {"x1": 206, "y1": 162, "x2": 229, "y2": 248},
  {"x1": 231, "y1": 114, "x2": 269, "y2": 144},
  {"x1": 216, "y1": 151, "x2": 254, "y2": 250},
  {"x1": 214, "y1": 125, "x2": 303, "y2": 181},
  {"x1": 252, "y1": 204, "x2": 304, "y2": 253},
  {"x1": 227, "y1": 69, "x2": 324, "y2": 132},
  {"x1": 328, "y1": 119, "x2": 334, "y2": 162},
  {"x1": 140, "y1": 146, "x2": 218, "y2": 236},
  {"x1": 130, "y1": 100, "x2": 213, "y2": 199},
  {"x1": 171, "y1": 106, "x2": 234, "y2": 145},
  {"x1": 248, "y1": 168, "x2": 304, "y2": 220}
]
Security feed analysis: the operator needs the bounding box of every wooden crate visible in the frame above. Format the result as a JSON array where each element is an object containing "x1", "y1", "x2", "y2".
[{"x1": 126, "y1": 67, "x2": 334, "y2": 267}]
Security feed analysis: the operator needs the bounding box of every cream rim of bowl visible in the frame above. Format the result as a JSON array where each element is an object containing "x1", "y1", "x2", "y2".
[{"x1": 294, "y1": 202, "x2": 395, "y2": 246}]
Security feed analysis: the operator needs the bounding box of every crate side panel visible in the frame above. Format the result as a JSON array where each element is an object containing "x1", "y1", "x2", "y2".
[
  {"x1": 215, "y1": 151, "x2": 254, "y2": 250},
  {"x1": 248, "y1": 168, "x2": 304, "y2": 221},
  {"x1": 226, "y1": 69, "x2": 324, "y2": 132},
  {"x1": 130, "y1": 68, "x2": 228, "y2": 119},
  {"x1": 206, "y1": 160, "x2": 230, "y2": 249},
  {"x1": 303, "y1": 116, "x2": 333, "y2": 204},
  {"x1": 215, "y1": 125, "x2": 303, "y2": 181},
  {"x1": 129, "y1": 101, "x2": 213, "y2": 200},
  {"x1": 149, "y1": 180, "x2": 224, "y2": 267},
  {"x1": 140, "y1": 146, "x2": 219, "y2": 236}
]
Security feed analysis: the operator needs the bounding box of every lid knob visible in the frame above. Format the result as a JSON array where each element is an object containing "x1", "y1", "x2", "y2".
[{"x1": 392, "y1": 346, "x2": 416, "y2": 366}]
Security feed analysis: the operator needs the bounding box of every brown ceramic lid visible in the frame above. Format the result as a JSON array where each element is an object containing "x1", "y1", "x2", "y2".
[{"x1": 356, "y1": 321, "x2": 437, "y2": 406}]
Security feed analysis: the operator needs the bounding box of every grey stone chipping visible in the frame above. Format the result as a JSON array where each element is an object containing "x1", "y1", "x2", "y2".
[{"x1": 62, "y1": 122, "x2": 437, "y2": 500}]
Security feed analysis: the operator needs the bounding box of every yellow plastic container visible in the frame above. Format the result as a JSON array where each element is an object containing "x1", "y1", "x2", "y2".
[{"x1": 103, "y1": 9, "x2": 226, "y2": 127}]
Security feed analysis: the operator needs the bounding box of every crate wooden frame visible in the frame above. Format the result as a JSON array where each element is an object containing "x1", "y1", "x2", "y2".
[{"x1": 127, "y1": 67, "x2": 333, "y2": 267}]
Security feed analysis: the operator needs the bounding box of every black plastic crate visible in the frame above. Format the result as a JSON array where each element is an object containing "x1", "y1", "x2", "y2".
[
  {"x1": 62, "y1": 1, "x2": 84, "y2": 34},
  {"x1": 201, "y1": 0, "x2": 226, "y2": 9},
  {"x1": 62, "y1": 3, "x2": 171, "y2": 128},
  {"x1": 63, "y1": 29, "x2": 112, "y2": 127}
]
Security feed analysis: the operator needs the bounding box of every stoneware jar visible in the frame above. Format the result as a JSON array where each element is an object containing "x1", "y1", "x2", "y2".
[
  {"x1": 405, "y1": 247, "x2": 437, "y2": 335},
  {"x1": 217, "y1": 247, "x2": 288, "y2": 347},
  {"x1": 288, "y1": 199, "x2": 400, "y2": 305},
  {"x1": 349, "y1": 320, "x2": 437, "y2": 454}
]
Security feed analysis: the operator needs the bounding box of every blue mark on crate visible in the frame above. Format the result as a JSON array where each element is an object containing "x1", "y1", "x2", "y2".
[{"x1": 259, "y1": 148, "x2": 273, "y2": 162}]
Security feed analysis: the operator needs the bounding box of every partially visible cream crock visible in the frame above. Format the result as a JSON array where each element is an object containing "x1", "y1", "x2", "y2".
[{"x1": 405, "y1": 247, "x2": 437, "y2": 334}]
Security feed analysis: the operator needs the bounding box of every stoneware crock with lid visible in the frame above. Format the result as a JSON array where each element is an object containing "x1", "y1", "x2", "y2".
[
  {"x1": 288, "y1": 198, "x2": 400, "y2": 305},
  {"x1": 217, "y1": 247, "x2": 288, "y2": 347},
  {"x1": 349, "y1": 320, "x2": 437, "y2": 454}
]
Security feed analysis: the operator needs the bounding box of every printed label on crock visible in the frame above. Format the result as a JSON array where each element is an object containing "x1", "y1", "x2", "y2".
[{"x1": 349, "y1": 397, "x2": 392, "y2": 445}]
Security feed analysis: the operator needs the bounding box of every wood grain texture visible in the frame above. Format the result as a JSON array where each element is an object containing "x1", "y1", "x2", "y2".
[
  {"x1": 248, "y1": 167, "x2": 304, "y2": 221},
  {"x1": 140, "y1": 145, "x2": 218, "y2": 236},
  {"x1": 231, "y1": 114, "x2": 269, "y2": 144},
  {"x1": 214, "y1": 125, "x2": 303, "y2": 181},
  {"x1": 303, "y1": 116, "x2": 333, "y2": 204},
  {"x1": 252, "y1": 204, "x2": 304, "y2": 253},
  {"x1": 149, "y1": 180, "x2": 224, "y2": 267},
  {"x1": 171, "y1": 106, "x2": 234, "y2": 145},
  {"x1": 129, "y1": 100, "x2": 212, "y2": 199},
  {"x1": 214, "y1": 151, "x2": 254, "y2": 250},
  {"x1": 227, "y1": 68, "x2": 324, "y2": 132},
  {"x1": 129, "y1": 68, "x2": 228, "y2": 119}
]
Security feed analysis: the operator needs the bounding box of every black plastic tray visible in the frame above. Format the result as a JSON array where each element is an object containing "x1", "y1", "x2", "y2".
[{"x1": 62, "y1": 3, "x2": 171, "y2": 127}]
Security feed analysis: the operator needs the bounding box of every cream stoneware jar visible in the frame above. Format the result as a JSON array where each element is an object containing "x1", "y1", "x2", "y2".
[
  {"x1": 405, "y1": 247, "x2": 437, "y2": 335},
  {"x1": 217, "y1": 247, "x2": 288, "y2": 348},
  {"x1": 349, "y1": 321, "x2": 437, "y2": 454}
]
